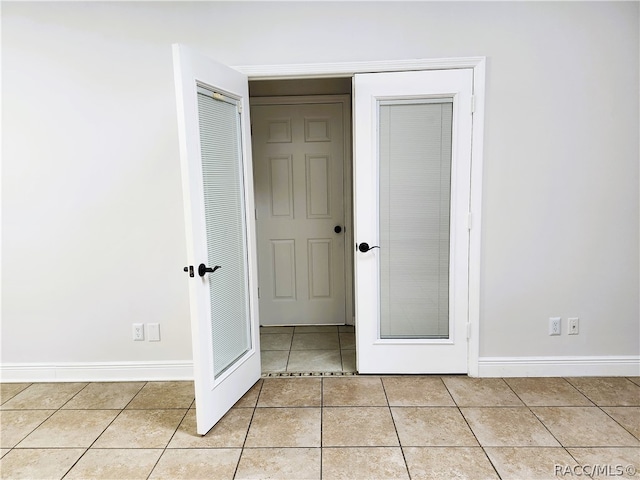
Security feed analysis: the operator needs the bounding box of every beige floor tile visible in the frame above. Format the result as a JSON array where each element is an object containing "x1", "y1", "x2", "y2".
[
  {"x1": 461, "y1": 407, "x2": 560, "y2": 447},
  {"x1": 323, "y1": 377, "x2": 387, "y2": 406},
  {"x1": 65, "y1": 448, "x2": 162, "y2": 480},
  {"x1": 323, "y1": 407, "x2": 399, "y2": 446},
  {"x1": 17, "y1": 409, "x2": 118, "y2": 448},
  {"x1": 485, "y1": 447, "x2": 578, "y2": 480},
  {"x1": 261, "y1": 350, "x2": 289, "y2": 372},
  {"x1": 322, "y1": 447, "x2": 409, "y2": 479},
  {"x1": 383, "y1": 377, "x2": 455, "y2": 406},
  {"x1": 257, "y1": 378, "x2": 322, "y2": 407},
  {"x1": 442, "y1": 377, "x2": 523, "y2": 406},
  {"x1": 505, "y1": 377, "x2": 593, "y2": 406},
  {"x1": 0, "y1": 383, "x2": 31, "y2": 405},
  {"x1": 628, "y1": 377, "x2": 640, "y2": 387},
  {"x1": 602, "y1": 407, "x2": 640, "y2": 439},
  {"x1": 341, "y1": 350, "x2": 356, "y2": 372},
  {"x1": 404, "y1": 447, "x2": 500, "y2": 479},
  {"x1": 235, "y1": 447, "x2": 320, "y2": 480},
  {"x1": 260, "y1": 333, "x2": 293, "y2": 350},
  {"x1": 392, "y1": 407, "x2": 478, "y2": 446},
  {"x1": 287, "y1": 350, "x2": 342, "y2": 372},
  {"x1": 0, "y1": 382, "x2": 87, "y2": 410},
  {"x1": 0, "y1": 449, "x2": 9, "y2": 459},
  {"x1": 291, "y1": 332, "x2": 340, "y2": 350},
  {"x1": 260, "y1": 326, "x2": 294, "y2": 334},
  {"x1": 339, "y1": 332, "x2": 355, "y2": 349},
  {"x1": 168, "y1": 407, "x2": 252, "y2": 448},
  {"x1": 0, "y1": 448, "x2": 85, "y2": 480},
  {"x1": 62, "y1": 382, "x2": 145, "y2": 409},
  {"x1": 294, "y1": 325, "x2": 339, "y2": 333},
  {"x1": 245, "y1": 407, "x2": 321, "y2": 447},
  {"x1": 532, "y1": 407, "x2": 640, "y2": 447},
  {"x1": 0, "y1": 410, "x2": 55, "y2": 448},
  {"x1": 93, "y1": 409, "x2": 186, "y2": 448},
  {"x1": 567, "y1": 447, "x2": 640, "y2": 479},
  {"x1": 149, "y1": 448, "x2": 240, "y2": 480},
  {"x1": 233, "y1": 379, "x2": 262, "y2": 408},
  {"x1": 567, "y1": 377, "x2": 640, "y2": 406},
  {"x1": 126, "y1": 381, "x2": 194, "y2": 409}
]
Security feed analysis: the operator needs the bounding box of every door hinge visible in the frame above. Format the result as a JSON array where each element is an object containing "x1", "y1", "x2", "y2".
[
  {"x1": 467, "y1": 212, "x2": 472, "y2": 230},
  {"x1": 470, "y1": 95, "x2": 475, "y2": 114},
  {"x1": 238, "y1": 103, "x2": 243, "y2": 114}
]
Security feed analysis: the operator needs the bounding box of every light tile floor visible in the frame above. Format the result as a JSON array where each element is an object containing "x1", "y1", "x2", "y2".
[
  {"x1": 260, "y1": 325, "x2": 356, "y2": 375},
  {"x1": 1, "y1": 376, "x2": 639, "y2": 479}
]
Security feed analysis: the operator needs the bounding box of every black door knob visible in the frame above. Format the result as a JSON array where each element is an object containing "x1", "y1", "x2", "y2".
[
  {"x1": 358, "y1": 242, "x2": 380, "y2": 253},
  {"x1": 198, "y1": 263, "x2": 221, "y2": 277},
  {"x1": 334, "y1": 225, "x2": 342, "y2": 234}
]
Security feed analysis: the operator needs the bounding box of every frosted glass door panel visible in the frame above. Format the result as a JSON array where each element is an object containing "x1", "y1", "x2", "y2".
[
  {"x1": 379, "y1": 101, "x2": 453, "y2": 339},
  {"x1": 197, "y1": 89, "x2": 251, "y2": 378}
]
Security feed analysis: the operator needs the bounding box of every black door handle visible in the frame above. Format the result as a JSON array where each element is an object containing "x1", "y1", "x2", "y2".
[
  {"x1": 198, "y1": 263, "x2": 221, "y2": 277},
  {"x1": 183, "y1": 266, "x2": 194, "y2": 277},
  {"x1": 334, "y1": 225, "x2": 342, "y2": 234},
  {"x1": 358, "y1": 242, "x2": 380, "y2": 253}
]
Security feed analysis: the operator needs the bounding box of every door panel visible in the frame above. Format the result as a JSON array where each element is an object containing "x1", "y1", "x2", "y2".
[
  {"x1": 252, "y1": 101, "x2": 346, "y2": 325},
  {"x1": 354, "y1": 70, "x2": 473, "y2": 374},
  {"x1": 173, "y1": 44, "x2": 260, "y2": 434}
]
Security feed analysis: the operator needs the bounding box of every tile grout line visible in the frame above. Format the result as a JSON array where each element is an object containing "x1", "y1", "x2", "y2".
[
  {"x1": 232, "y1": 378, "x2": 264, "y2": 480},
  {"x1": 61, "y1": 381, "x2": 149, "y2": 480},
  {"x1": 144, "y1": 396, "x2": 193, "y2": 480},
  {"x1": 440, "y1": 377, "x2": 503, "y2": 480},
  {"x1": 502, "y1": 377, "x2": 587, "y2": 470},
  {"x1": 379, "y1": 377, "x2": 412, "y2": 480},
  {"x1": 320, "y1": 376, "x2": 324, "y2": 480}
]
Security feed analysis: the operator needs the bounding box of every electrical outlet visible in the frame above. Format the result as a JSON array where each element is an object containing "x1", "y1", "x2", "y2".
[
  {"x1": 568, "y1": 317, "x2": 579, "y2": 335},
  {"x1": 147, "y1": 323, "x2": 161, "y2": 342},
  {"x1": 133, "y1": 323, "x2": 144, "y2": 341},
  {"x1": 549, "y1": 317, "x2": 561, "y2": 336}
]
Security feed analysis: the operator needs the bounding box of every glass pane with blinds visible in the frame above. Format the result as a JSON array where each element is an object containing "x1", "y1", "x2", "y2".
[
  {"x1": 197, "y1": 89, "x2": 251, "y2": 378},
  {"x1": 379, "y1": 100, "x2": 453, "y2": 339}
]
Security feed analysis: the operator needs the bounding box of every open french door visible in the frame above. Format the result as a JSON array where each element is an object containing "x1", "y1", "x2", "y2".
[
  {"x1": 173, "y1": 44, "x2": 260, "y2": 435},
  {"x1": 354, "y1": 69, "x2": 474, "y2": 374}
]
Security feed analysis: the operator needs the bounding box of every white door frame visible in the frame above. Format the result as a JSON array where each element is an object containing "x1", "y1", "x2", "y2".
[
  {"x1": 235, "y1": 58, "x2": 485, "y2": 376},
  {"x1": 250, "y1": 95, "x2": 354, "y2": 326}
]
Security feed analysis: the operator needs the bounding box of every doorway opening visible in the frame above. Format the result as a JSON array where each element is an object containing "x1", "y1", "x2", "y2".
[{"x1": 249, "y1": 78, "x2": 356, "y2": 375}]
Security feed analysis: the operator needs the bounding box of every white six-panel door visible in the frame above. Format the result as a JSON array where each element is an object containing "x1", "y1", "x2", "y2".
[
  {"x1": 354, "y1": 69, "x2": 474, "y2": 374},
  {"x1": 251, "y1": 99, "x2": 347, "y2": 325}
]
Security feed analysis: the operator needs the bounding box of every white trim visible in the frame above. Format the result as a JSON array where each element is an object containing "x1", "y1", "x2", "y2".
[
  {"x1": 235, "y1": 58, "x2": 485, "y2": 80},
  {"x1": 478, "y1": 356, "x2": 640, "y2": 378},
  {"x1": 0, "y1": 361, "x2": 194, "y2": 383},
  {"x1": 234, "y1": 57, "x2": 485, "y2": 374}
]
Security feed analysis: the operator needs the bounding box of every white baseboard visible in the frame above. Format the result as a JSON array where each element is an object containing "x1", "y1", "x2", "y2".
[
  {"x1": 0, "y1": 361, "x2": 194, "y2": 383},
  {"x1": 2, "y1": 356, "x2": 638, "y2": 382},
  {"x1": 478, "y1": 355, "x2": 640, "y2": 377}
]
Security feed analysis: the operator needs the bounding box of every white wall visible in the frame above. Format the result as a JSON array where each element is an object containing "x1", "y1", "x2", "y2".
[{"x1": 2, "y1": 1, "x2": 638, "y2": 377}]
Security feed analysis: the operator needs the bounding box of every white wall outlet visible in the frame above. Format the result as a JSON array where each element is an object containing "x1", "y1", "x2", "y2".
[
  {"x1": 147, "y1": 323, "x2": 161, "y2": 342},
  {"x1": 549, "y1": 317, "x2": 561, "y2": 336},
  {"x1": 133, "y1": 323, "x2": 144, "y2": 341},
  {"x1": 568, "y1": 317, "x2": 579, "y2": 335}
]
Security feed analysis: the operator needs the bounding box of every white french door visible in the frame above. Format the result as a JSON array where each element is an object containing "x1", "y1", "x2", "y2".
[
  {"x1": 173, "y1": 44, "x2": 260, "y2": 435},
  {"x1": 354, "y1": 69, "x2": 474, "y2": 374}
]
